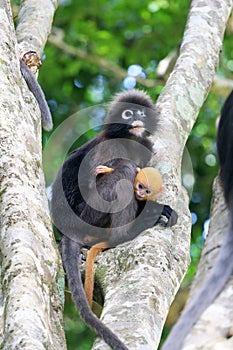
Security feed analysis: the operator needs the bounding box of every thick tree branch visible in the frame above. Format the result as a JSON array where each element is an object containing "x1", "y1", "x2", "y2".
[
  {"x1": 16, "y1": 0, "x2": 58, "y2": 58},
  {"x1": 158, "y1": 50, "x2": 233, "y2": 97},
  {"x1": 0, "y1": 3, "x2": 65, "y2": 350},
  {"x1": 91, "y1": 1, "x2": 232, "y2": 349},
  {"x1": 155, "y1": 0, "x2": 232, "y2": 343}
]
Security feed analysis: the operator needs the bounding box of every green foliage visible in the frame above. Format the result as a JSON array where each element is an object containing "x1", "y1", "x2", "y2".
[
  {"x1": 15, "y1": 0, "x2": 233, "y2": 348},
  {"x1": 64, "y1": 293, "x2": 95, "y2": 349},
  {"x1": 39, "y1": 0, "x2": 191, "y2": 132}
]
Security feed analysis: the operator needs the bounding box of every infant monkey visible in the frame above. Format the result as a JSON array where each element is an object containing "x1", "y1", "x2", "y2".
[
  {"x1": 133, "y1": 166, "x2": 163, "y2": 201},
  {"x1": 96, "y1": 164, "x2": 163, "y2": 201},
  {"x1": 84, "y1": 165, "x2": 164, "y2": 307}
]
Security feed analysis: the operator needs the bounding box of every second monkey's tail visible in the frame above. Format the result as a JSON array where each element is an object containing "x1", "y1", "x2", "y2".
[{"x1": 61, "y1": 235, "x2": 129, "y2": 350}]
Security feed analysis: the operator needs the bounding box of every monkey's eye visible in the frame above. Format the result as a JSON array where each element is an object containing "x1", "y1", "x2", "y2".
[
  {"x1": 137, "y1": 183, "x2": 144, "y2": 190},
  {"x1": 122, "y1": 109, "x2": 133, "y2": 120},
  {"x1": 136, "y1": 110, "x2": 146, "y2": 118}
]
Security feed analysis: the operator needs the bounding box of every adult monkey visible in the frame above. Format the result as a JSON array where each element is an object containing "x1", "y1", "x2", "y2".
[
  {"x1": 51, "y1": 89, "x2": 178, "y2": 350},
  {"x1": 161, "y1": 91, "x2": 233, "y2": 350}
]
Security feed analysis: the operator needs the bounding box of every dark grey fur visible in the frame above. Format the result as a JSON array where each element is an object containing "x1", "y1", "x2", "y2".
[{"x1": 20, "y1": 60, "x2": 53, "y2": 131}]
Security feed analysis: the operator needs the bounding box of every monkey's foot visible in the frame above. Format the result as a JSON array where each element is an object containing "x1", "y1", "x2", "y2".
[{"x1": 95, "y1": 165, "x2": 114, "y2": 176}]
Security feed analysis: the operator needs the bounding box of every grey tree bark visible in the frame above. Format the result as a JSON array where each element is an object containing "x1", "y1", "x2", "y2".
[
  {"x1": 180, "y1": 178, "x2": 233, "y2": 350},
  {"x1": 0, "y1": 1, "x2": 66, "y2": 349},
  {"x1": 91, "y1": 0, "x2": 233, "y2": 349}
]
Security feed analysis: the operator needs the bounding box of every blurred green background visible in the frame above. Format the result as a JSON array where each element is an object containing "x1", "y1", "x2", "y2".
[{"x1": 15, "y1": 0, "x2": 233, "y2": 348}]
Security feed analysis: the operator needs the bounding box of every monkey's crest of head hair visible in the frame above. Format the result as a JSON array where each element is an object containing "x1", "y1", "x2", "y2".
[{"x1": 111, "y1": 89, "x2": 155, "y2": 109}]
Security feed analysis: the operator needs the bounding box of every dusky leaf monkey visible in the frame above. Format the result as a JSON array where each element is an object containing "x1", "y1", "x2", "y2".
[
  {"x1": 51, "y1": 89, "x2": 178, "y2": 350},
  {"x1": 161, "y1": 90, "x2": 233, "y2": 350}
]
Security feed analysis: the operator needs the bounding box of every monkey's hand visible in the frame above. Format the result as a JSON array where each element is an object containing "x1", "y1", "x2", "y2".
[
  {"x1": 109, "y1": 202, "x2": 178, "y2": 247},
  {"x1": 95, "y1": 165, "x2": 114, "y2": 176},
  {"x1": 158, "y1": 205, "x2": 178, "y2": 227}
]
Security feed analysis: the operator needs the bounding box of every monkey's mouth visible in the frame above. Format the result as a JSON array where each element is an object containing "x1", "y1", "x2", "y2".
[
  {"x1": 135, "y1": 193, "x2": 144, "y2": 200},
  {"x1": 130, "y1": 121, "x2": 145, "y2": 136}
]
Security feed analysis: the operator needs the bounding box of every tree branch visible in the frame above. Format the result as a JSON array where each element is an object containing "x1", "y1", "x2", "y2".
[
  {"x1": 0, "y1": 3, "x2": 65, "y2": 349},
  {"x1": 212, "y1": 75, "x2": 233, "y2": 97},
  {"x1": 16, "y1": 0, "x2": 58, "y2": 58},
  {"x1": 91, "y1": 1, "x2": 232, "y2": 349},
  {"x1": 48, "y1": 26, "x2": 233, "y2": 96},
  {"x1": 48, "y1": 28, "x2": 161, "y2": 88},
  {"x1": 155, "y1": 0, "x2": 232, "y2": 343}
]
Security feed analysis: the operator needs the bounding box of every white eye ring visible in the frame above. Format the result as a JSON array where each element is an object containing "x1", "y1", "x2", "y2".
[
  {"x1": 137, "y1": 110, "x2": 146, "y2": 118},
  {"x1": 122, "y1": 109, "x2": 133, "y2": 119}
]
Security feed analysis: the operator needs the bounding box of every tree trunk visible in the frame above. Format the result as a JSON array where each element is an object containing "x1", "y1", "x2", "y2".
[
  {"x1": 1, "y1": 0, "x2": 232, "y2": 349},
  {"x1": 91, "y1": 1, "x2": 232, "y2": 349},
  {"x1": 0, "y1": 1, "x2": 66, "y2": 349}
]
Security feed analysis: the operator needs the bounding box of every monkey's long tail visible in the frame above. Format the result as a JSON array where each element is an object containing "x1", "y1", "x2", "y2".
[
  {"x1": 161, "y1": 219, "x2": 233, "y2": 350},
  {"x1": 84, "y1": 242, "x2": 108, "y2": 308},
  {"x1": 20, "y1": 60, "x2": 53, "y2": 131},
  {"x1": 61, "y1": 235, "x2": 129, "y2": 350}
]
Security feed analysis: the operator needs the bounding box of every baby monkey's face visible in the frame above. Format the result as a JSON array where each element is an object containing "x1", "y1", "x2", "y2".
[{"x1": 134, "y1": 167, "x2": 163, "y2": 201}]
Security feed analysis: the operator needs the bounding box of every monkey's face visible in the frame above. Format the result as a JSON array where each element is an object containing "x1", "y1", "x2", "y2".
[
  {"x1": 134, "y1": 167, "x2": 163, "y2": 201},
  {"x1": 104, "y1": 104, "x2": 156, "y2": 139},
  {"x1": 121, "y1": 108, "x2": 147, "y2": 137},
  {"x1": 104, "y1": 89, "x2": 157, "y2": 139},
  {"x1": 134, "y1": 180, "x2": 154, "y2": 201}
]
